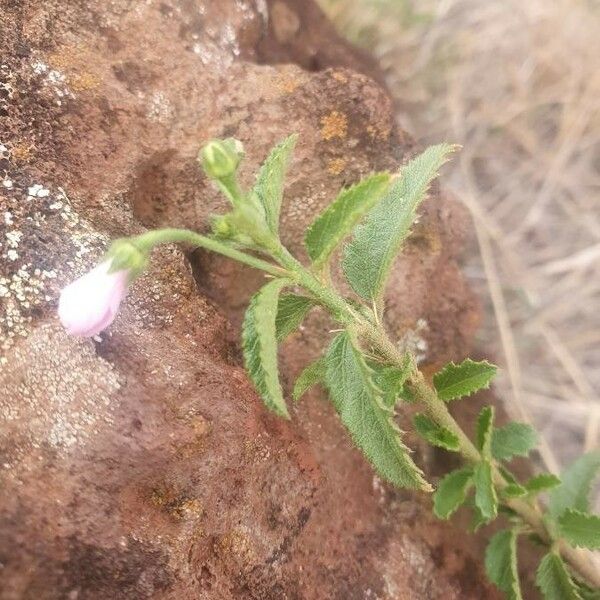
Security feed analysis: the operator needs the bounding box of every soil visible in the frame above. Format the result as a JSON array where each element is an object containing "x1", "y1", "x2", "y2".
[{"x1": 0, "y1": 1, "x2": 499, "y2": 598}]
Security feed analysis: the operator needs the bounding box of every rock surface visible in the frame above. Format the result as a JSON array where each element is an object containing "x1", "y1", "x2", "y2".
[{"x1": 0, "y1": 1, "x2": 496, "y2": 598}]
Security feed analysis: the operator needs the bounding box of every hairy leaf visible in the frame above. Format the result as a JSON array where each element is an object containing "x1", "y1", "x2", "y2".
[
  {"x1": 525, "y1": 473, "x2": 561, "y2": 494},
  {"x1": 342, "y1": 144, "x2": 456, "y2": 300},
  {"x1": 305, "y1": 173, "x2": 391, "y2": 268},
  {"x1": 485, "y1": 529, "x2": 523, "y2": 600},
  {"x1": 549, "y1": 451, "x2": 600, "y2": 519},
  {"x1": 474, "y1": 461, "x2": 498, "y2": 522},
  {"x1": 254, "y1": 134, "x2": 297, "y2": 233},
  {"x1": 492, "y1": 422, "x2": 538, "y2": 461},
  {"x1": 242, "y1": 279, "x2": 289, "y2": 418},
  {"x1": 292, "y1": 357, "x2": 326, "y2": 402},
  {"x1": 476, "y1": 406, "x2": 495, "y2": 457},
  {"x1": 324, "y1": 331, "x2": 430, "y2": 491},
  {"x1": 413, "y1": 414, "x2": 460, "y2": 451},
  {"x1": 370, "y1": 355, "x2": 413, "y2": 408},
  {"x1": 275, "y1": 293, "x2": 315, "y2": 341},
  {"x1": 433, "y1": 359, "x2": 497, "y2": 402},
  {"x1": 433, "y1": 468, "x2": 474, "y2": 519},
  {"x1": 536, "y1": 553, "x2": 582, "y2": 600},
  {"x1": 557, "y1": 509, "x2": 600, "y2": 550}
]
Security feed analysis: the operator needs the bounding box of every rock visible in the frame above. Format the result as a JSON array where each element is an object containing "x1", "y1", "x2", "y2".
[{"x1": 0, "y1": 1, "x2": 496, "y2": 598}]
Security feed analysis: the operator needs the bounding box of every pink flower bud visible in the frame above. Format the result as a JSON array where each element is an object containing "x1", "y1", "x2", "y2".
[{"x1": 58, "y1": 260, "x2": 129, "y2": 337}]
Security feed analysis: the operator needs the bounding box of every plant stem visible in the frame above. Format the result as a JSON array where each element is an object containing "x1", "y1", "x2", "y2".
[{"x1": 132, "y1": 228, "x2": 290, "y2": 279}]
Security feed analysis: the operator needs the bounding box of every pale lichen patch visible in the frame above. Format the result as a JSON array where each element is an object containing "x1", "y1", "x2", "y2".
[
  {"x1": 0, "y1": 184, "x2": 107, "y2": 356},
  {"x1": 0, "y1": 324, "x2": 121, "y2": 471}
]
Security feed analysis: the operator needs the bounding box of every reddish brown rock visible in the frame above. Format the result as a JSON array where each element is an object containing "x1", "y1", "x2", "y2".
[{"x1": 0, "y1": 1, "x2": 496, "y2": 598}]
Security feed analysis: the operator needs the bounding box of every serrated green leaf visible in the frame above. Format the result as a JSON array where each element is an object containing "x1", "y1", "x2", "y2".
[
  {"x1": 476, "y1": 406, "x2": 495, "y2": 457},
  {"x1": 536, "y1": 553, "x2": 583, "y2": 600},
  {"x1": 549, "y1": 451, "x2": 600, "y2": 519},
  {"x1": 433, "y1": 468, "x2": 474, "y2": 519},
  {"x1": 242, "y1": 279, "x2": 289, "y2": 418},
  {"x1": 485, "y1": 529, "x2": 523, "y2": 600},
  {"x1": 525, "y1": 473, "x2": 561, "y2": 494},
  {"x1": 275, "y1": 293, "x2": 315, "y2": 341},
  {"x1": 342, "y1": 144, "x2": 456, "y2": 300},
  {"x1": 433, "y1": 358, "x2": 497, "y2": 402},
  {"x1": 557, "y1": 509, "x2": 600, "y2": 550},
  {"x1": 254, "y1": 134, "x2": 297, "y2": 233},
  {"x1": 492, "y1": 422, "x2": 538, "y2": 461},
  {"x1": 370, "y1": 355, "x2": 412, "y2": 408},
  {"x1": 305, "y1": 173, "x2": 391, "y2": 268},
  {"x1": 474, "y1": 460, "x2": 498, "y2": 522},
  {"x1": 324, "y1": 331, "x2": 430, "y2": 491},
  {"x1": 413, "y1": 414, "x2": 460, "y2": 451},
  {"x1": 292, "y1": 357, "x2": 326, "y2": 402}
]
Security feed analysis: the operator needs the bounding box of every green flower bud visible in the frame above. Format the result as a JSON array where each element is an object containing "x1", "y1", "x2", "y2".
[
  {"x1": 199, "y1": 138, "x2": 244, "y2": 180},
  {"x1": 105, "y1": 238, "x2": 149, "y2": 281},
  {"x1": 211, "y1": 215, "x2": 233, "y2": 237}
]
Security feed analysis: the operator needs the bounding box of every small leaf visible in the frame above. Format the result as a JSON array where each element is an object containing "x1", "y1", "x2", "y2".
[
  {"x1": 343, "y1": 144, "x2": 456, "y2": 300},
  {"x1": 525, "y1": 473, "x2": 561, "y2": 494},
  {"x1": 536, "y1": 553, "x2": 583, "y2": 600},
  {"x1": 503, "y1": 483, "x2": 528, "y2": 498},
  {"x1": 433, "y1": 358, "x2": 497, "y2": 402},
  {"x1": 476, "y1": 406, "x2": 495, "y2": 456},
  {"x1": 242, "y1": 279, "x2": 289, "y2": 418},
  {"x1": 549, "y1": 451, "x2": 600, "y2": 519},
  {"x1": 433, "y1": 468, "x2": 474, "y2": 519},
  {"x1": 305, "y1": 173, "x2": 391, "y2": 268},
  {"x1": 557, "y1": 509, "x2": 600, "y2": 550},
  {"x1": 485, "y1": 529, "x2": 523, "y2": 600},
  {"x1": 474, "y1": 460, "x2": 498, "y2": 522},
  {"x1": 275, "y1": 293, "x2": 315, "y2": 341},
  {"x1": 292, "y1": 358, "x2": 326, "y2": 401},
  {"x1": 492, "y1": 422, "x2": 538, "y2": 461},
  {"x1": 254, "y1": 134, "x2": 297, "y2": 233},
  {"x1": 324, "y1": 331, "x2": 431, "y2": 491},
  {"x1": 413, "y1": 414, "x2": 460, "y2": 451}
]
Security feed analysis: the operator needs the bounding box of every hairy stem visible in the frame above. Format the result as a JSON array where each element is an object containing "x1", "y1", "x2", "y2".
[{"x1": 132, "y1": 228, "x2": 291, "y2": 279}]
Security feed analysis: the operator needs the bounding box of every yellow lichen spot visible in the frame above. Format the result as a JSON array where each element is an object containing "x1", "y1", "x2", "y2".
[
  {"x1": 217, "y1": 529, "x2": 256, "y2": 565},
  {"x1": 11, "y1": 142, "x2": 34, "y2": 163},
  {"x1": 320, "y1": 110, "x2": 348, "y2": 141},
  {"x1": 70, "y1": 72, "x2": 101, "y2": 92},
  {"x1": 327, "y1": 157, "x2": 347, "y2": 175},
  {"x1": 150, "y1": 486, "x2": 203, "y2": 521},
  {"x1": 172, "y1": 498, "x2": 204, "y2": 521},
  {"x1": 331, "y1": 71, "x2": 348, "y2": 83},
  {"x1": 276, "y1": 74, "x2": 300, "y2": 94},
  {"x1": 367, "y1": 122, "x2": 391, "y2": 141}
]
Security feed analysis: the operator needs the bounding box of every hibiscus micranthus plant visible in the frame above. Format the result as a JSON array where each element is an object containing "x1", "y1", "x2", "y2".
[{"x1": 59, "y1": 137, "x2": 600, "y2": 598}]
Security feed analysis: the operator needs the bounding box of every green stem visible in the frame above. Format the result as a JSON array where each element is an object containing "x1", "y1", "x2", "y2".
[{"x1": 132, "y1": 228, "x2": 290, "y2": 279}]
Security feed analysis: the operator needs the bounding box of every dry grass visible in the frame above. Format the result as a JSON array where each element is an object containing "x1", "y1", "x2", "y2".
[{"x1": 320, "y1": 0, "x2": 600, "y2": 472}]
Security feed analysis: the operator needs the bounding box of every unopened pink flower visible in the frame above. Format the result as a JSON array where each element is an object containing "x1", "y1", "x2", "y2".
[{"x1": 58, "y1": 260, "x2": 129, "y2": 337}]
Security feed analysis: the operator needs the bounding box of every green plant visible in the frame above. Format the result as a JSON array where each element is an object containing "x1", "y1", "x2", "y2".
[{"x1": 71, "y1": 136, "x2": 600, "y2": 597}]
